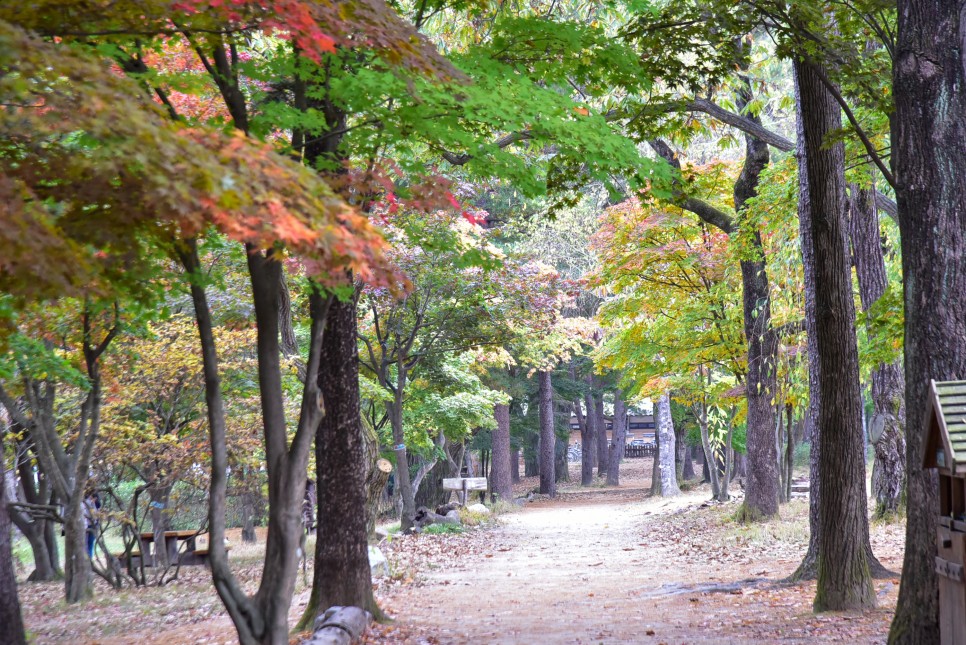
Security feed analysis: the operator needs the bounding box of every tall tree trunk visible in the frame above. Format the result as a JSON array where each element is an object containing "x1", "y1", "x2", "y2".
[
  {"x1": 538, "y1": 371, "x2": 556, "y2": 497},
  {"x1": 0, "y1": 430, "x2": 27, "y2": 645},
  {"x1": 510, "y1": 447, "x2": 520, "y2": 484},
  {"x1": 578, "y1": 396, "x2": 595, "y2": 486},
  {"x1": 848, "y1": 186, "x2": 906, "y2": 517},
  {"x1": 796, "y1": 58, "x2": 875, "y2": 612},
  {"x1": 789, "y1": 61, "x2": 824, "y2": 580},
  {"x1": 240, "y1": 488, "x2": 258, "y2": 544},
  {"x1": 606, "y1": 395, "x2": 627, "y2": 486},
  {"x1": 387, "y1": 379, "x2": 416, "y2": 532},
  {"x1": 490, "y1": 403, "x2": 512, "y2": 503},
  {"x1": 594, "y1": 391, "x2": 608, "y2": 478},
  {"x1": 695, "y1": 397, "x2": 723, "y2": 500},
  {"x1": 674, "y1": 423, "x2": 686, "y2": 482},
  {"x1": 299, "y1": 296, "x2": 379, "y2": 631},
  {"x1": 524, "y1": 431, "x2": 539, "y2": 477},
  {"x1": 734, "y1": 86, "x2": 781, "y2": 522},
  {"x1": 889, "y1": 2, "x2": 966, "y2": 639},
  {"x1": 555, "y1": 400, "x2": 570, "y2": 483},
  {"x1": 653, "y1": 394, "x2": 680, "y2": 497}
]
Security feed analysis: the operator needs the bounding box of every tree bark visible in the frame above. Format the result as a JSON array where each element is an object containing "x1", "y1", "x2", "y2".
[
  {"x1": 555, "y1": 399, "x2": 570, "y2": 482},
  {"x1": 653, "y1": 393, "x2": 680, "y2": 497},
  {"x1": 576, "y1": 397, "x2": 595, "y2": 486},
  {"x1": 796, "y1": 59, "x2": 875, "y2": 612},
  {"x1": 606, "y1": 395, "x2": 628, "y2": 486},
  {"x1": 538, "y1": 371, "x2": 556, "y2": 497},
  {"x1": 299, "y1": 295, "x2": 379, "y2": 631},
  {"x1": 674, "y1": 422, "x2": 686, "y2": 482},
  {"x1": 0, "y1": 430, "x2": 27, "y2": 645},
  {"x1": 848, "y1": 186, "x2": 906, "y2": 517},
  {"x1": 491, "y1": 403, "x2": 512, "y2": 502},
  {"x1": 524, "y1": 431, "x2": 539, "y2": 477},
  {"x1": 594, "y1": 389, "x2": 608, "y2": 478},
  {"x1": 733, "y1": 87, "x2": 781, "y2": 522},
  {"x1": 510, "y1": 447, "x2": 520, "y2": 484},
  {"x1": 888, "y1": 2, "x2": 966, "y2": 639},
  {"x1": 682, "y1": 444, "x2": 696, "y2": 481}
]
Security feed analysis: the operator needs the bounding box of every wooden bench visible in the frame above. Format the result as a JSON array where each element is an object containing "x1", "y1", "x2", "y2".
[{"x1": 443, "y1": 477, "x2": 487, "y2": 505}]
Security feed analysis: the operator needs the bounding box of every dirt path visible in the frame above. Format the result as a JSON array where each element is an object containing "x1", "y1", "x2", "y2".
[
  {"x1": 391, "y1": 489, "x2": 726, "y2": 644},
  {"x1": 387, "y1": 483, "x2": 900, "y2": 645}
]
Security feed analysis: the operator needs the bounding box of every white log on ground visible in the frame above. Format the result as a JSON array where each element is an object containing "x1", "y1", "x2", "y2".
[{"x1": 305, "y1": 606, "x2": 372, "y2": 645}]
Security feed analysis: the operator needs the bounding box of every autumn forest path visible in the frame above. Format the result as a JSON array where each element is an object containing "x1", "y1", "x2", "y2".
[
  {"x1": 391, "y1": 486, "x2": 733, "y2": 644},
  {"x1": 387, "y1": 479, "x2": 902, "y2": 645}
]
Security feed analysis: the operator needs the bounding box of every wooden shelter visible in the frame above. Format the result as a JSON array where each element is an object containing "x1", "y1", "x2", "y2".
[{"x1": 923, "y1": 379, "x2": 966, "y2": 645}]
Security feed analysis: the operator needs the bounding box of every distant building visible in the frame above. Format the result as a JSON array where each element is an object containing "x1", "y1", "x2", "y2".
[{"x1": 568, "y1": 414, "x2": 655, "y2": 446}]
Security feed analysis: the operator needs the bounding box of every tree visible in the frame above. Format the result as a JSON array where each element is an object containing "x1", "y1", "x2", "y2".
[
  {"x1": 889, "y1": 0, "x2": 966, "y2": 639},
  {"x1": 652, "y1": 393, "x2": 680, "y2": 497},
  {"x1": 538, "y1": 370, "x2": 556, "y2": 497},
  {"x1": 491, "y1": 403, "x2": 512, "y2": 502},
  {"x1": 849, "y1": 187, "x2": 905, "y2": 518},
  {"x1": 0, "y1": 427, "x2": 27, "y2": 645},
  {"x1": 606, "y1": 392, "x2": 627, "y2": 486},
  {"x1": 0, "y1": 301, "x2": 121, "y2": 604},
  {"x1": 795, "y1": 59, "x2": 875, "y2": 611}
]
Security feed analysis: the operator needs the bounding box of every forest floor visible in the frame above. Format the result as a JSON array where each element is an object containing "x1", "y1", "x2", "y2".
[{"x1": 16, "y1": 458, "x2": 906, "y2": 644}]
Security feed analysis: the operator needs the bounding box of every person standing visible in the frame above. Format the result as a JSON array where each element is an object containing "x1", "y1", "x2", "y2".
[{"x1": 83, "y1": 493, "x2": 101, "y2": 559}]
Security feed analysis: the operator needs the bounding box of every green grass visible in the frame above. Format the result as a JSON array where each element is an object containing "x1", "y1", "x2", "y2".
[{"x1": 421, "y1": 522, "x2": 464, "y2": 535}]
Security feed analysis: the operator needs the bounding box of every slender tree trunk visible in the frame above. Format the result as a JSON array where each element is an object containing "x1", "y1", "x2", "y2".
[
  {"x1": 0, "y1": 430, "x2": 27, "y2": 645},
  {"x1": 789, "y1": 61, "x2": 823, "y2": 581},
  {"x1": 555, "y1": 400, "x2": 570, "y2": 482},
  {"x1": 388, "y1": 383, "x2": 416, "y2": 532},
  {"x1": 889, "y1": 2, "x2": 966, "y2": 639},
  {"x1": 653, "y1": 394, "x2": 680, "y2": 497},
  {"x1": 796, "y1": 58, "x2": 875, "y2": 612},
  {"x1": 149, "y1": 484, "x2": 172, "y2": 569},
  {"x1": 578, "y1": 397, "x2": 595, "y2": 486},
  {"x1": 733, "y1": 86, "x2": 781, "y2": 522},
  {"x1": 63, "y1": 496, "x2": 91, "y2": 603},
  {"x1": 674, "y1": 423, "x2": 686, "y2": 482},
  {"x1": 240, "y1": 488, "x2": 258, "y2": 544},
  {"x1": 299, "y1": 296, "x2": 379, "y2": 631},
  {"x1": 784, "y1": 404, "x2": 795, "y2": 503},
  {"x1": 606, "y1": 395, "x2": 627, "y2": 486},
  {"x1": 524, "y1": 431, "x2": 539, "y2": 477},
  {"x1": 695, "y1": 399, "x2": 722, "y2": 499},
  {"x1": 594, "y1": 391, "x2": 608, "y2": 478},
  {"x1": 848, "y1": 186, "x2": 906, "y2": 517},
  {"x1": 510, "y1": 447, "x2": 520, "y2": 484},
  {"x1": 491, "y1": 403, "x2": 512, "y2": 503},
  {"x1": 538, "y1": 371, "x2": 556, "y2": 497}
]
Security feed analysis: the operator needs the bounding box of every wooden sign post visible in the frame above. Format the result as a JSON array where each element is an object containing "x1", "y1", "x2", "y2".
[{"x1": 442, "y1": 477, "x2": 487, "y2": 505}]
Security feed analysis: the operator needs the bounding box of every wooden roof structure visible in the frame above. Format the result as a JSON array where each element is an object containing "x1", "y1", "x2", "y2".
[{"x1": 924, "y1": 380, "x2": 966, "y2": 474}]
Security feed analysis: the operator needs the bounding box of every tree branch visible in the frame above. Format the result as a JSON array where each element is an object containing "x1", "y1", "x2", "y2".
[{"x1": 648, "y1": 139, "x2": 736, "y2": 234}]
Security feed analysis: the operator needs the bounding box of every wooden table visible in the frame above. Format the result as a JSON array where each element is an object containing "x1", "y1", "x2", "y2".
[{"x1": 138, "y1": 530, "x2": 201, "y2": 566}]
